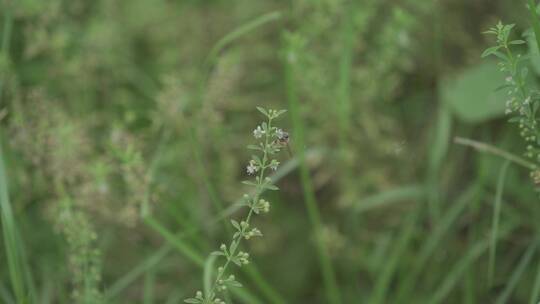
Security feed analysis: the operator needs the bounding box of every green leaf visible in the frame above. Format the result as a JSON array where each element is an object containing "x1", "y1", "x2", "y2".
[
  {"x1": 481, "y1": 46, "x2": 501, "y2": 58},
  {"x1": 510, "y1": 39, "x2": 526, "y2": 45},
  {"x1": 256, "y1": 107, "x2": 268, "y2": 117},
  {"x1": 527, "y1": 31, "x2": 540, "y2": 76},
  {"x1": 490, "y1": 50, "x2": 509, "y2": 61},
  {"x1": 242, "y1": 180, "x2": 257, "y2": 186},
  {"x1": 247, "y1": 144, "x2": 262, "y2": 151},
  {"x1": 231, "y1": 220, "x2": 240, "y2": 230},
  {"x1": 274, "y1": 109, "x2": 287, "y2": 118},
  {"x1": 0, "y1": 142, "x2": 28, "y2": 303},
  {"x1": 203, "y1": 255, "x2": 217, "y2": 297},
  {"x1": 251, "y1": 155, "x2": 262, "y2": 166},
  {"x1": 264, "y1": 184, "x2": 279, "y2": 191},
  {"x1": 228, "y1": 280, "x2": 243, "y2": 288},
  {"x1": 184, "y1": 298, "x2": 201, "y2": 303},
  {"x1": 442, "y1": 61, "x2": 509, "y2": 123}
]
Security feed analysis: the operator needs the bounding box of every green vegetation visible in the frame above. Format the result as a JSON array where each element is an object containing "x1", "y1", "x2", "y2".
[{"x1": 2, "y1": 0, "x2": 540, "y2": 303}]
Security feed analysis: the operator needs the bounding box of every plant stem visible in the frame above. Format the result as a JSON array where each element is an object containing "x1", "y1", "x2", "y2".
[
  {"x1": 0, "y1": 0, "x2": 13, "y2": 105},
  {"x1": 454, "y1": 137, "x2": 536, "y2": 169},
  {"x1": 284, "y1": 37, "x2": 342, "y2": 304},
  {"x1": 209, "y1": 116, "x2": 273, "y2": 300}
]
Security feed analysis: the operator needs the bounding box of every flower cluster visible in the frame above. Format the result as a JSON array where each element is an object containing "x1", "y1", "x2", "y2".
[
  {"x1": 185, "y1": 107, "x2": 287, "y2": 304},
  {"x1": 482, "y1": 22, "x2": 540, "y2": 178}
]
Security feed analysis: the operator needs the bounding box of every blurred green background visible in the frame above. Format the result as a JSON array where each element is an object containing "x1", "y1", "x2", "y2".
[{"x1": 1, "y1": 0, "x2": 540, "y2": 303}]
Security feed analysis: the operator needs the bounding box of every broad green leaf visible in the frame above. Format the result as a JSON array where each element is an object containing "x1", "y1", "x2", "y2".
[{"x1": 442, "y1": 61, "x2": 508, "y2": 123}]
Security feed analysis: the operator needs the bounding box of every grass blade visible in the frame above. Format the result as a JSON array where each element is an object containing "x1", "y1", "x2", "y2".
[
  {"x1": 143, "y1": 216, "x2": 264, "y2": 304},
  {"x1": 0, "y1": 142, "x2": 27, "y2": 303},
  {"x1": 427, "y1": 105, "x2": 452, "y2": 221},
  {"x1": 285, "y1": 34, "x2": 342, "y2": 304},
  {"x1": 203, "y1": 255, "x2": 217, "y2": 298},
  {"x1": 428, "y1": 224, "x2": 514, "y2": 304},
  {"x1": 454, "y1": 137, "x2": 535, "y2": 169},
  {"x1": 0, "y1": 0, "x2": 13, "y2": 104},
  {"x1": 496, "y1": 241, "x2": 537, "y2": 304},
  {"x1": 337, "y1": 3, "x2": 355, "y2": 150},
  {"x1": 528, "y1": 0, "x2": 540, "y2": 55},
  {"x1": 488, "y1": 160, "x2": 511, "y2": 287},
  {"x1": 353, "y1": 185, "x2": 427, "y2": 214},
  {"x1": 105, "y1": 245, "x2": 172, "y2": 300},
  {"x1": 529, "y1": 254, "x2": 540, "y2": 304},
  {"x1": 143, "y1": 216, "x2": 205, "y2": 266},
  {"x1": 207, "y1": 11, "x2": 282, "y2": 65},
  {"x1": 394, "y1": 184, "x2": 481, "y2": 303},
  {"x1": 369, "y1": 208, "x2": 419, "y2": 304},
  {"x1": 143, "y1": 271, "x2": 155, "y2": 304}
]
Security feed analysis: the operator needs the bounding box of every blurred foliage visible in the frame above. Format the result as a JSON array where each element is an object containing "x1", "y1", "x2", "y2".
[{"x1": 1, "y1": 0, "x2": 540, "y2": 303}]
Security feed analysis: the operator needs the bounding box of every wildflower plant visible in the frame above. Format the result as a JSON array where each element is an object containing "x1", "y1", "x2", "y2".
[
  {"x1": 185, "y1": 107, "x2": 287, "y2": 304},
  {"x1": 482, "y1": 22, "x2": 540, "y2": 182}
]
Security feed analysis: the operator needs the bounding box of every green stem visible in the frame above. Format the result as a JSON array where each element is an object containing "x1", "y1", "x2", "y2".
[
  {"x1": 284, "y1": 38, "x2": 342, "y2": 304},
  {"x1": 454, "y1": 137, "x2": 536, "y2": 169},
  {"x1": 209, "y1": 116, "x2": 273, "y2": 300},
  {"x1": 0, "y1": 0, "x2": 13, "y2": 105}
]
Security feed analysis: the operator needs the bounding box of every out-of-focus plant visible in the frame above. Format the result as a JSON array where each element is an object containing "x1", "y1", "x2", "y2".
[
  {"x1": 185, "y1": 107, "x2": 287, "y2": 304},
  {"x1": 482, "y1": 22, "x2": 540, "y2": 183}
]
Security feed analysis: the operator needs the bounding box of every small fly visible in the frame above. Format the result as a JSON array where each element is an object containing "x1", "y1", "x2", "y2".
[{"x1": 276, "y1": 130, "x2": 293, "y2": 157}]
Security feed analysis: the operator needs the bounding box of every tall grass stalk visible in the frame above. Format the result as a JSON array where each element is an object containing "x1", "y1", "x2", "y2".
[
  {"x1": 284, "y1": 33, "x2": 342, "y2": 304},
  {"x1": 369, "y1": 208, "x2": 419, "y2": 304},
  {"x1": 496, "y1": 241, "x2": 537, "y2": 304},
  {"x1": 530, "y1": 255, "x2": 540, "y2": 304},
  {"x1": 454, "y1": 137, "x2": 536, "y2": 169},
  {"x1": 488, "y1": 160, "x2": 511, "y2": 286},
  {"x1": 427, "y1": 224, "x2": 515, "y2": 304},
  {"x1": 394, "y1": 184, "x2": 482, "y2": 303},
  {"x1": 427, "y1": 105, "x2": 452, "y2": 222},
  {"x1": 0, "y1": 142, "x2": 27, "y2": 303},
  {"x1": 0, "y1": 0, "x2": 13, "y2": 104}
]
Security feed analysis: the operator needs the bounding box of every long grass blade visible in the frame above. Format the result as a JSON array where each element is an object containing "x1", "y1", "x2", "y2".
[
  {"x1": 369, "y1": 208, "x2": 419, "y2": 304},
  {"x1": 427, "y1": 105, "x2": 452, "y2": 221},
  {"x1": 0, "y1": 142, "x2": 27, "y2": 303},
  {"x1": 529, "y1": 254, "x2": 540, "y2": 304},
  {"x1": 488, "y1": 160, "x2": 511, "y2": 287},
  {"x1": 496, "y1": 241, "x2": 537, "y2": 304},
  {"x1": 105, "y1": 245, "x2": 172, "y2": 300},
  {"x1": 207, "y1": 11, "x2": 282, "y2": 65},
  {"x1": 203, "y1": 255, "x2": 217, "y2": 298},
  {"x1": 454, "y1": 137, "x2": 535, "y2": 169},
  {"x1": 0, "y1": 0, "x2": 13, "y2": 104},
  {"x1": 337, "y1": 3, "x2": 355, "y2": 150},
  {"x1": 285, "y1": 34, "x2": 342, "y2": 304},
  {"x1": 143, "y1": 271, "x2": 155, "y2": 304},
  {"x1": 394, "y1": 184, "x2": 481, "y2": 303},
  {"x1": 143, "y1": 216, "x2": 264, "y2": 304},
  {"x1": 353, "y1": 185, "x2": 427, "y2": 214},
  {"x1": 427, "y1": 224, "x2": 514, "y2": 304},
  {"x1": 528, "y1": 0, "x2": 540, "y2": 54}
]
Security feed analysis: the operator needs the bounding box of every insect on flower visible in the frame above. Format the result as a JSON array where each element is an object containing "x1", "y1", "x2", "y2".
[{"x1": 275, "y1": 129, "x2": 292, "y2": 157}]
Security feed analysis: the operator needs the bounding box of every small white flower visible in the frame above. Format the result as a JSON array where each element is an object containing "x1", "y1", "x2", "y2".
[
  {"x1": 506, "y1": 76, "x2": 513, "y2": 83},
  {"x1": 524, "y1": 97, "x2": 531, "y2": 105},
  {"x1": 505, "y1": 108, "x2": 512, "y2": 115},
  {"x1": 270, "y1": 160, "x2": 279, "y2": 171},
  {"x1": 253, "y1": 126, "x2": 265, "y2": 138},
  {"x1": 276, "y1": 128, "x2": 285, "y2": 139},
  {"x1": 246, "y1": 160, "x2": 258, "y2": 175}
]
